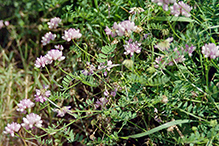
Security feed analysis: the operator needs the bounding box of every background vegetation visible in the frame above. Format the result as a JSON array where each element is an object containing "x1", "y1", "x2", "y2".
[{"x1": 1, "y1": 0, "x2": 219, "y2": 145}]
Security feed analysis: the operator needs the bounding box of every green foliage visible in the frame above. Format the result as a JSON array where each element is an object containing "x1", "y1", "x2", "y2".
[
  {"x1": 97, "y1": 44, "x2": 116, "y2": 63},
  {"x1": 2, "y1": 0, "x2": 219, "y2": 145}
]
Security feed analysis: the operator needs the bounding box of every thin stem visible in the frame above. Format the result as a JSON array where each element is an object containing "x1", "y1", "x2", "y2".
[{"x1": 73, "y1": 40, "x2": 96, "y2": 59}]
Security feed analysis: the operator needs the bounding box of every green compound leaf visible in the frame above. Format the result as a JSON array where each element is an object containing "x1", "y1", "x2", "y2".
[
  {"x1": 120, "y1": 119, "x2": 194, "y2": 139},
  {"x1": 98, "y1": 53, "x2": 108, "y2": 58},
  {"x1": 101, "y1": 44, "x2": 116, "y2": 54}
]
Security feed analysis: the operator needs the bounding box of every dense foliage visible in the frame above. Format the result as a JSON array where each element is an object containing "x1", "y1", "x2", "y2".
[{"x1": 1, "y1": 0, "x2": 219, "y2": 145}]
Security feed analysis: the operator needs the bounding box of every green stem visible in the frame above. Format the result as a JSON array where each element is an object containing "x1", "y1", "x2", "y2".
[
  {"x1": 205, "y1": 59, "x2": 209, "y2": 91},
  {"x1": 73, "y1": 40, "x2": 96, "y2": 59}
]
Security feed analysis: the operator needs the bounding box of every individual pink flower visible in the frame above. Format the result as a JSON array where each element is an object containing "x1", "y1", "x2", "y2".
[
  {"x1": 178, "y1": 1, "x2": 192, "y2": 17},
  {"x1": 62, "y1": 28, "x2": 82, "y2": 41},
  {"x1": 35, "y1": 55, "x2": 50, "y2": 68},
  {"x1": 3, "y1": 122, "x2": 21, "y2": 137},
  {"x1": 4, "y1": 21, "x2": 9, "y2": 26},
  {"x1": 98, "y1": 62, "x2": 105, "y2": 70},
  {"x1": 17, "y1": 99, "x2": 35, "y2": 113},
  {"x1": 124, "y1": 39, "x2": 141, "y2": 56},
  {"x1": 110, "y1": 89, "x2": 117, "y2": 97},
  {"x1": 21, "y1": 113, "x2": 43, "y2": 129},
  {"x1": 152, "y1": 0, "x2": 176, "y2": 11},
  {"x1": 45, "y1": 49, "x2": 65, "y2": 62},
  {"x1": 53, "y1": 106, "x2": 71, "y2": 117},
  {"x1": 154, "y1": 56, "x2": 166, "y2": 68},
  {"x1": 47, "y1": 17, "x2": 61, "y2": 29},
  {"x1": 184, "y1": 44, "x2": 196, "y2": 57},
  {"x1": 202, "y1": 43, "x2": 219, "y2": 59},
  {"x1": 105, "y1": 26, "x2": 114, "y2": 37},
  {"x1": 106, "y1": 60, "x2": 113, "y2": 71},
  {"x1": 94, "y1": 97, "x2": 109, "y2": 109},
  {"x1": 41, "y1": 32, "x2": 56, "y2": 46},
  {"x1": 105, "y1": 20, "x2": 137, "y2": 37},
  {"x1": 54, "y1": 44, "x2": 64, "y2": 50},
  {"x1": 82, "y1": 62, "x2": 96, "y2": 76},
  {"x1": 119, "y1": 20, "x2": 137, "y2": 36},
  {"x1": 170, "y1": 1, "x2": 192, "y2": 17},
  {"x1": 98, "y1": 60, "x2": 118, "y2": 76},
  {"x1": 172, "y1": 47, "x2": 186, "y2": 63},
  {"x1": 154, "y1": 37, "x2": 173, "y2": 51},
  {"x1": 129, "y1": 7, "x2": 145, "y2": 14},
  {"x1": 104, "y1": 89, "x2": 109, "y2": 97},
  {"x1": 0, "y1": 20, "x2": 4, "y2": 29},
  {"x1": 34, "y1": 85, "x2": 51, "y2": 103},
  {"x1": 105, "y1": 23, "x2": 118, "y2": 37},
  {"x1": 170, "y1": 3, "x2": 181, "y2": 17}
]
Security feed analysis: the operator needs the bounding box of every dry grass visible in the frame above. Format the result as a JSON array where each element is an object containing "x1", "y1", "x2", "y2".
[{"x1": 0, "y1": 49, "x2": 36, "y2": 145}]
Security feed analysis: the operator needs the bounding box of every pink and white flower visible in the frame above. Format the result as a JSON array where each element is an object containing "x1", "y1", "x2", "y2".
[
  {"x1": 34, "y1": 85, "x2": 51, "y2": 103},
  {"x1": 41, "y1": 32, "x2": 56, "y2": 46},
  {"x1": 129, "y1": 7, "x2": 145, "y2": 14},
  {"x1": 124, "y1": 39, "x2": 141, "y2": 56},
  {"x1": 53, "y1": 106, "x2": 71, "y2": 117},
  {"x1": 94, "y1": 97, "x2": 109, "y2": 109},
  {"x1": 202, "y1": 43, "x2": 219, "y2": 59},
  {"x1": 17, "y1": 99, "x2": 35, "y2": 113},
  {"x1": 35, "y1": 55, "x2": 50, "y2": 68},
  {"x1": 3, "y1": 122, "x2": 21, "y2": 137},
  {"x1": 45, "y1": 49, "x2": 65, "y2": 62},
  {"x1": 21, "y1": 113, "x2": 43, "y2": 129},
  {"x1": 152, "y1": 0, "x2": 176, "y2": 11},
  {"x1": 54, "y1": 45, "x2": 64, "y2": 50},
  {"x1": 62, "y1": 28, "x2": 82, "y2": 41},
  {"x1": 170, "y1": 1, "x2": 192, "y2": 17},
  {"x1": 47, "y1": 17, "x2": 61, "y2": 29},
  {"x1": 105, "y1": 20, "x2": 137, "y2": 37},
  {"x1": 178, "y1": 1, "x2": 192, "y2": 17}
]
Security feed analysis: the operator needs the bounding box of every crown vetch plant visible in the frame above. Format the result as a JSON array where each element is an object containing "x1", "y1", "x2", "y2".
[{"x1": 3, "y1": 0, "x2": 219, "y2": 145}]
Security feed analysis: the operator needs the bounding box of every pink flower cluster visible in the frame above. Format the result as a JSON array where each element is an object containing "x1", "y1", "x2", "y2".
[
  {"x1": 17, "y1": 99, "x2": 35, "y2": 113},
  {"x1": 82, "y1": 62, "x2": 96, "y2": 76},
  {"x1": 3, "y1": 122, "x2": 21, "y2": 137},
  {"x1": 53, "y1": 106, "x2": 71, "y2": 117},
  {"x1": 21, "y1": 113, "x2": 43, "y2": 129},
  {"x1": 170, "y1": 1, "x2": 192, "y2": 17},
  {"x1": 47, "y1": 17, "x2": 62, "y2": 29},
  {"x1": 62, "y1": 28, "x2": 82, "y2": 42},
  {"x1": 123, "y1": 39, "x2": 141, "y2": 56},
  {"x1": 4, "y1": 113, "x2": 43, "y2": 136},
  {"x1": 3, "y1": 86, "x2": 50, "y2": 136},
  {"x1": 151, "y1": 0, "x2": 176, "y2": 11},
  {"x1": 129, "y1": 7, "x2": 145, "y2": 14},
  {"x1": 4, "y1": 86, "x2": 49, "y2": 137},
  {"x1": 184, "y1": 44, "x2": 196, "y2": 57},
  {"x1": 154, "y1": 44, "x2": 196, "y2": 68},
  {"x1": 202, "y1": 43, "x2": 219, "y2": 59},
  {"x1": 0, "y1": 20, "x2": 9, "y2": 29},
  {"x1": 35, "y1": 48, "x2": 65, "y2": 68},
  {"x1": 103, "y1": 89, "x2": 117, "y2": 97},
  {"x1": 151, "y1": 0, "x2": 192, "y2": 17},
  {"x1": 34, "y1": 85, "x2": 51, "y2": 103},
  {"x1": 54, "y1": 44, "x2": 64, "y2": 50},
  {"x1": 105, "y1": 20, "x2": 137, "y2": 37},
  {"x1": 41, "y1": 32, "x2": 56, "y2": 46},
  {"x1": 94, "y1": 97, "x2": 109, "y2": 109},
  {"x1": 98, "y1": 60, "x2": 119, "y2": 76}
]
